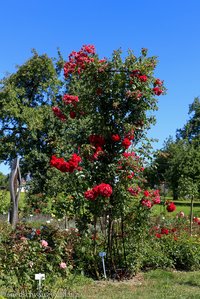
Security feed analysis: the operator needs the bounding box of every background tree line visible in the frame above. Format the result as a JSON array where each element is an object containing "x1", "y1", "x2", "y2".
[{"x1": 145, "y1": 97, "x2": 200, "y2": 200}]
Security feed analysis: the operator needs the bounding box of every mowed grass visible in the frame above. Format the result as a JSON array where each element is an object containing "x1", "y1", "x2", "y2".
[
  {"x1": 152, "y1": 201, "x2": 200, "y2": 218},
  {"x1": 1, "y1": 270, "x2": 200, "y2": 298},
  {"x1": 72, "y1": 270, "x2": 200, "y2": 299}
]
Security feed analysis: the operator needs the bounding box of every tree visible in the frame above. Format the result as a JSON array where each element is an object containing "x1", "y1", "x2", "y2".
[
  {"x1": 49, "y1": 45, "x2": 165, "y2": 276},
  {"x1": 145, "y1": 97, "x2": 200, "y2": 200},
  {"x1": 176, "y1": 97, "x2": 200, "y2": 143},
  {"x1": 178, "y1": 177, "x2": 199, "y2": 235},
  {"x1": 0, "y1": 50, "x2": 66, "y2": 195},
  {"x1": 0, "y1": 171, "x2": 9, "y2": 189}
]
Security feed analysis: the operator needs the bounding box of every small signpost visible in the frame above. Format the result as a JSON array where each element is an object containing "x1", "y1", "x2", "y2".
[
  {"x1": 35, "y1": 273, "x2": 45, "y2": 298},
  {"x1": 99, "y1": 252, "x2": 107, "y2": 279}
]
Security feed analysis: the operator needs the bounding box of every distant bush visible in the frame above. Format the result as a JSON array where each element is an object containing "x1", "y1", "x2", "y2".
[{"x1": 140, "y1": 215, "x2": 200, "y2": 271}]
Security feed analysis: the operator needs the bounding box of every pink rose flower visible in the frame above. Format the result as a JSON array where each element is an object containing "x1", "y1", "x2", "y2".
[
  {"x1": 141, "y1": 199, "x2": 152, "y2": 209},
  {"x1": 153, "y1": 196, "x2": 161, "y2": 204},
  {"x1": 41, "y1": 240, "x2": 48, "y2": 247},
  {"x1": 60, "y1": 262, "x2": 67, "y2": 269},
  {"x1": 179, "y1": 211, "x2": 185, "y2": 218}
]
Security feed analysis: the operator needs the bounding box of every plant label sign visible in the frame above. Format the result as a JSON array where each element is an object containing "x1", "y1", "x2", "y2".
[
  {"x1": 35, "y1": 273, "x2": 45, "y2": 281},
  {"x1": 99, "y1": 252, "x2": 106, "y2": 257},
  {"x1": 99, "y1": 252, "x2": 107, "y2": 278}
]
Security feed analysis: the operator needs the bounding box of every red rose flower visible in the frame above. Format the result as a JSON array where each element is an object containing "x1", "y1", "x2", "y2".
[
  {"x1": 64, "y1": 45, "x2": 95, "y2": 78},
  {"x1": 84, "y1": 189, "x2": 97, "y2": 201},
  {"x1": 36, "y1": 229, "x2": 41, "y2": 235},
  {"x1": 98, "y1": 183, "x2": 113, "y2": 198},
  {"x1": 193, "y1": 217, "x2": 200, "y2": 224},
  {"x1": 153, "y1": 87, "x2": 163, "y2": 96},
  {"x1": 155, "y1": 233, "x2": 162, "y2": 238},
  {"x1": 128, "y1": 186, "x2": 141, "y2": 196},
  {"x1": 63, "y1": 94, "x2": 79, "y2": 105},
  {"x1": 122, "y1": 152, "x2": 135, "y2": 158},
  {"x1": 161, "y1": 228, "x2": 169, "y2": 235},
  {"x1": 52, "y1": 106, "x2": 66, "y2": 121},
  {"x1": 70, "y1": 111, "x2": 76, "y2": 119},
  {"x1": 92, "y1": 146, "x2": 104, "y2": 160},
  {"x1": 143, "y1": 190, "x2": 150, "y2": 197},
  {"x1": 50, "y1": 154, "x2": 81, "y2": 173},
  {"x1": 82, "y1": 44, "x2": 95, "y2": 54},
  {"x1": 139, "y1": 75, "x2": 147, "y2": 82},
  {"x1": 125, "y1": 130, "x2": 134, "y2": 140},
  {"x1": 167, "y1": 202, "x2": 176, "y2": 212},
  {"x1": 154, "y1": 78, "x2": 163, "y2": 86},
  {"x1": 89, "y1": 134, "x2": 105, "y2": 147},
  {"x1": 122, "y1": 138, "x2": 131, "y2": 149},
  {"x1": 111, "y1": 134, "x2": 121, "y2": 142}
]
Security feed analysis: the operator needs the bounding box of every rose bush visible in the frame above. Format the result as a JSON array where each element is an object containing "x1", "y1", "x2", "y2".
[
  {"x1": 48, "y1": 44, "x2": 166, "y2": 277},
  {"x1": 0, "y1": 222, "x2": 79, "y2": 292}
]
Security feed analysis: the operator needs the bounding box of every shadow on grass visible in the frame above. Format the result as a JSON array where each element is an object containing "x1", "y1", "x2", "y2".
[{"x1": 177, "y1": 281, "x2": 200, "y2": 288}]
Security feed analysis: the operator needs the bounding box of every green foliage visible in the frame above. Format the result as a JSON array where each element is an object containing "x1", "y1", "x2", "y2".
[
  {"x1": 176, "y1": 97, "x2": 200, "y2": 142},
  {"x1": 145, "y1": 97, "x2": 200, "y2": 200},
  {"x1": 178, "y1": 177, "x2": 199, "y2": 199},
  {"x1": 139, "y1": 215, "x2": 200, "y2": 271},
  {"x1": 0, "y1": 222, "x2": 78, "y2": 293},
  {"x1": 0, "y1": 172, "x2": 9, "y2": 189},
  {"x1": 146, "y1": 138, "x2": 200, "y2": 200},
  {"x1": 0, "y1": 190, "x2": 10, "y2": 214},
  {"x1": 0, "y1": 51, "x2": 67, "y2": 196}
]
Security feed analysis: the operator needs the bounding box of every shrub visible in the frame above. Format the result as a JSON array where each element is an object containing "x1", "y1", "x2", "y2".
[
  {"x1": 0, "y1": 222, "x2": 79, "y2": 292},
  {"x1": 140, "y1": 214, "x2": 200, "y2": 271}
]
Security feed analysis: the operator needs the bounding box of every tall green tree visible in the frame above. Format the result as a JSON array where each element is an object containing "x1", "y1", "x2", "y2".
[
  {"x1": 0, "y1": 50, "x2": 65, "y2": 193},
  {"x1": 145, "y1": 98, "x2": 200, "y2": 200},
  {"x1": 176, "y1": 97, "x2": 200, "y2": 143}
]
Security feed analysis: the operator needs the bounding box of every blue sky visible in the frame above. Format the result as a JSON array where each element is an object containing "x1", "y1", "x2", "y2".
[{"x1": 1, "y1": 0, "x2": 200, "y2": 174}]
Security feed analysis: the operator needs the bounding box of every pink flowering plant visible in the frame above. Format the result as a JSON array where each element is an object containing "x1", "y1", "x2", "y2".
[
  {"x1": 50, "y1": 44, "x2": 166, "y2": 276},
  {"x1": 0, "y1": 223, "x2": 78, "y2": 292}
]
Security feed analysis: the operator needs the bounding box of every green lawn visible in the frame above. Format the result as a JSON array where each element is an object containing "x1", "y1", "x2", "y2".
[
  {"x1": 2, "y1": 270, "x2": 199, "y2": 299},
  {"x1": 152, "y1": 201, "x2": 200, "y2": 218},
  {"x1": 71, "y1": 270, "x2": 200, "y2": 299}
]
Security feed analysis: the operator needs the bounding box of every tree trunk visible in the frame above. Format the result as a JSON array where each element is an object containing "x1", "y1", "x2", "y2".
[
  {"x1": 190, "y1": 195, "x2": 194, "y2": 236},
  {"x1": 172, "y1": 188, "x2": 178, "y2": 201}
]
